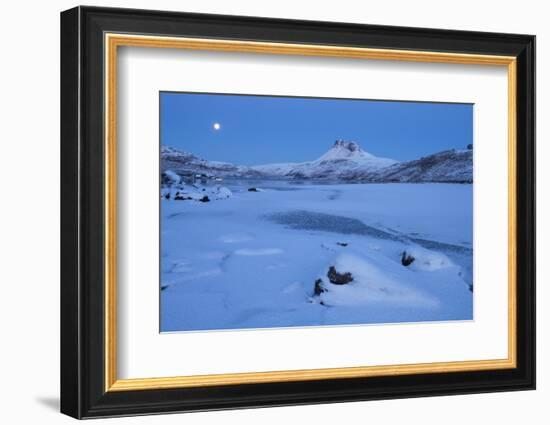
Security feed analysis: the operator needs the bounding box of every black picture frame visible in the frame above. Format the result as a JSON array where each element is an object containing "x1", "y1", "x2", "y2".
[{"x1": 61, "y1": 5, "x2": 535, "y2": 419}]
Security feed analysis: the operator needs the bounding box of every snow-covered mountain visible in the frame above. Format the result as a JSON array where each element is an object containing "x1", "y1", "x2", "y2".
[
  {"x1": 161, "y1": 141, "x2": 472, "y2": 183},
  {"x1": 373, "y1": 149, "x2": 473, "y2": 183},
  {"x1": 161, "y1": 146, "x2": 263, "y2": 178},
  {"x1": 251, "y1": 140, "x2": 398, "y2": 179}
]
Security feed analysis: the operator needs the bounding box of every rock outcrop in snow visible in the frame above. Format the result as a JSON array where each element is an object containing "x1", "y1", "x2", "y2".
[{"x1": 162, "y1": 181, "x2": 233, "y2": 202}]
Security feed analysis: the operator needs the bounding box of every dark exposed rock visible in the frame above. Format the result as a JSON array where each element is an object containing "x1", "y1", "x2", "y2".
[
  {"x1": 327, "y1": 266, "x2": 353, "y2": 285},
  {"x1": 467, "y1": 143, "x2": 473, "y2": 150},
  {"x1": 401, "y1": 251, "x2": 415, "y2": 266},
  {"x1": 174, "y1": 192, "x2": 191, "y2": 201},
  {"x1": 161, "y1": 285, "x2": 169, "y2": 291},
  {"x1": 334, "y1": 139, "x2": 360, "y2": 152},
  {"x1": 336, "y1": 242, "x2": 348, "y2": 247},
  {"x1": 313, "y1": 279, "x2": 326, "y2": 296},
  {"x1": 248, "y1": 187, "x2": 259, "y2": 192},
  {"x1": 164, "y1": 192, "x2": 171, "y2": 200},
  {"x1": 199, "y1": 195, "x2": 210, "y2": 202}
]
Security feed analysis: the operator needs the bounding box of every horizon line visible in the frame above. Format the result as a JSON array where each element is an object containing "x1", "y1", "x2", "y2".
[{"x1": 160, "y1": 142, "x2": 472, "y2": 167}]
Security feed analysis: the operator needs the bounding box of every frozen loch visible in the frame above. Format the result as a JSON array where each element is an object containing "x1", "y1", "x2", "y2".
[{"x1": 160, "y1": 181, "x2": 473, "y2": 332}]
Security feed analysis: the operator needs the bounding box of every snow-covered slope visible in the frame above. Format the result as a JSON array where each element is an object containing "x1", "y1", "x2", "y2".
[
  {"x1": 252, "y1": 140, "x2": 398, "y2": 179},
  {"x1": 161, "y1": 146, "x2": 263, "y2": 178},
  {"x1": 373, "y1": 149, "x2": 473, "y2": 183}
]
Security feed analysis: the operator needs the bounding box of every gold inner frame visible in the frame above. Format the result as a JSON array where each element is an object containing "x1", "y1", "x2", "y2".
[{"x1": 104, "y1": 33, "x2": 517, "y2": 392}]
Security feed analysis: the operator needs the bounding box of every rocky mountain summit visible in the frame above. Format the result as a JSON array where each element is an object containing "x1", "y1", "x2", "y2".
[{"x1": 252, "y1": 140, "x2": 398, "y2": 179}]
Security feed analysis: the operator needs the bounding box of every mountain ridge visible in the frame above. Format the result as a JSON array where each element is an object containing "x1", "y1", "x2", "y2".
[
  {"x1": 161, "y1": 140, "x2": 472, "y2": 183},
  {"x1": 373, "y1": 149, "x2": 472, "y2": 183}
]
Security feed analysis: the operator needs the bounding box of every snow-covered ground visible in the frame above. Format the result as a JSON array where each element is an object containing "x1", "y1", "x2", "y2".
[{"x1": 160, "y1": 181, "x2": 473, "y2": 332}]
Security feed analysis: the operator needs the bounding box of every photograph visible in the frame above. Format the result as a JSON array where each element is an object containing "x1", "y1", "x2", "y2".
[{"x1": 159, "y1": 92, "x2": 474, "y2": 332}]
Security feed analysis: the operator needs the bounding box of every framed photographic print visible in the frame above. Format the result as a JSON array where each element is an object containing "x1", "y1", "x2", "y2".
[{"x1": 60, "y1": 6, "x2": 535, "y2": 419}]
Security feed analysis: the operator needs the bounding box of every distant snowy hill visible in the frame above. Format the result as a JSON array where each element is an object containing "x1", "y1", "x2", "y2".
[
  {"x1": 252, "y1": 140, "x2": 398, "y2": 179},
  {"x1": 161, "y1": 141, "x2": 473, "y2": 183},
  {"x1": 373, "y1": 149, "x2": 473, "y2": 183},
  {"x1": 161, "y1": 146, "x2": 263, "y2": 178}
]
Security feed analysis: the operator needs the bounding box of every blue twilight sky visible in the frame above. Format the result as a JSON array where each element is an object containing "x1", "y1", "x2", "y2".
[{"x1": 160, "y1": 92, "x2": 473, "y2": 165}]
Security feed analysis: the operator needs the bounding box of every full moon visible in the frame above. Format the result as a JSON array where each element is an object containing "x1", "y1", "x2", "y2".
[{"x1": 213, "y1": 122, "x2": 221, "y2": 130}]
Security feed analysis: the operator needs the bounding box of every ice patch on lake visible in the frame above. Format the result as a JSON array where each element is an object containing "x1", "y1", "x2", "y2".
[
  {"x1": 234, "y1": 248, "x2": 284, "y2": 256},
  {"x1": 172, "y1": 268, "x2": 223, "y2": 283},
  {"x1": 201, "y1": 251, "x2": 228, "y2": 260},
  {"x1": 170, "y1": 260, "x2": 193, "y2": 273},
  {"x1": 219, "y1": 233, "x2": 254, "y2": 243},
  {"x1": 266, "y1": 210, "x2": 399, "y2": 240}
]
